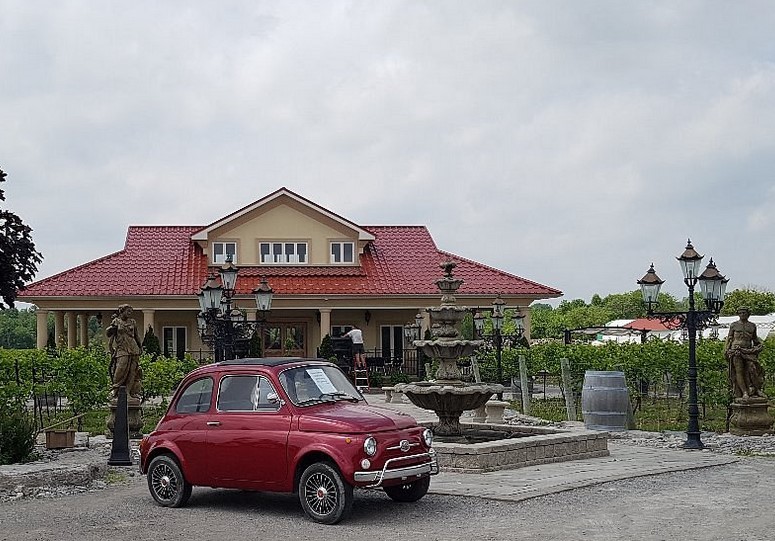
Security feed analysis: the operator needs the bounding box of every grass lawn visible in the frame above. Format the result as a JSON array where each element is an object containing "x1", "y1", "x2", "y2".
[{"x1": 512, "y1": 396, "x2": 730, "y2": 433}]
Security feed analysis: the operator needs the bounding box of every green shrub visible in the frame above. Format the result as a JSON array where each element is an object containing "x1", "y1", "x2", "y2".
[
  {"x1": 318, "y1": 334, "x2": 335, "y2": 360},
  {"x1": 49, "y1": 346, "x2": 111, "y2": 417},
  {"x1": 142, "y1": 326, "x2": 161, "y2": 357},
  {"x1": 0, "y1": 405, "x2": 38, "y2": 465},
  {"x1": 140, "y1": 354, "x2": 188, "y2": 404},
  {"x1": 369, "y1": 372, "x2": 384, "y2": 388},
  {"x1": 390, "y1": 372, "x2": 411, "y2": 385}
]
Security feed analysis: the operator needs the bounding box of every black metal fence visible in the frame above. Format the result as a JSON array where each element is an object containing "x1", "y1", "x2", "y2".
[
  {"x1": 3, "y1": 358, "x2": 69, "y2": 432},
  {"x1": 188, "y1": 347, "x2": 426, "y2": 377}
]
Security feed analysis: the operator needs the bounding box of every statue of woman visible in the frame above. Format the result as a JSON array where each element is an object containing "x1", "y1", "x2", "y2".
[
  {"x1": 106, "y1": 304, "x2": 143, "y2": 399},
  {"x1": 725, "y1": 307, "x2": 765, "y2": 400}
]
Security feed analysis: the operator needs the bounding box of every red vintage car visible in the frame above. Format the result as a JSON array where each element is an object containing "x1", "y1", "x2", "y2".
[{"x1": 139, "y1": 358, "x2": 437, "y2": 524}]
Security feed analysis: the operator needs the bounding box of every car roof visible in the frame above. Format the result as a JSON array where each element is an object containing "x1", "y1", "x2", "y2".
[{"x1": 217, "y1": 357, "x2": 329, "y2": 368}]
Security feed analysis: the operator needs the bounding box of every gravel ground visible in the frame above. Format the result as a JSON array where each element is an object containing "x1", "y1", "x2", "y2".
[
  {"x1": 1, "y1": 456, "x2": 775, "y2": 540},
  {"x1": 4, "y1": 425, "x2": 775, "y2": 504}
]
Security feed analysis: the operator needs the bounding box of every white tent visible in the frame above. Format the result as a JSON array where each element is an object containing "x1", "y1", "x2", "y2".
[{"x1": 702, "y1": 313, "x2": 775, "y2": 341}]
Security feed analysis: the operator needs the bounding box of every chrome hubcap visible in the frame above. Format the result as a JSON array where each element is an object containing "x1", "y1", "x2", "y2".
[
  {"x1": 151, "y1": 464, "x2": 178, "y2": 501},
  {"x1": 304, "y1": 472, "x2": 337, "y2": 516}
]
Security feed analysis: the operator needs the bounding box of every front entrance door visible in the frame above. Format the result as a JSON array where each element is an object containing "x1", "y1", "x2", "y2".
[{"x1": 263, "y1": 323, "x2": 306, "y2": 357}]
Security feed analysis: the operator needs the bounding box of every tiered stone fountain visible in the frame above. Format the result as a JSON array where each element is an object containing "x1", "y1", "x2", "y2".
[
  {"x1": 395, "y1": 260, "x2": 610, "y2": 471},
  {"x1": 395, "y1": 260, "x2": 503, "y2": 438}
]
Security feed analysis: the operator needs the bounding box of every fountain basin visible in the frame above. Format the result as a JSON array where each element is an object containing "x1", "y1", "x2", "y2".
[
  {"x1": 425, "y1": 422, "x2": 610, "y2": 472},
  {"x1": 396, "y1": 382, "x2": 503, "y2": 436}
]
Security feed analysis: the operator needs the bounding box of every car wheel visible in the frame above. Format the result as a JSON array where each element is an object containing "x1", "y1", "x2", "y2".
[
  {"x1": 147, "y1": 455, "x2": 192, "y2": 508},
  {"x1": 298, "y1": 462, "x2": 354, "y2": 524},
  {"x1": 383, "y1": 476, "x2": 430, "y2": 503}
]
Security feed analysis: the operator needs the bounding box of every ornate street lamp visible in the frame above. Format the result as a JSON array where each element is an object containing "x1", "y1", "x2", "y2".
[
  {"x1": 197, "y1": 255, "x2": 274, "y2": 362},
  {"x1": 471, "y1": 297, "x2": 525, "y2": 398},
  {"x1": 637, "y1": 239, "x2": 728, "y2": 449}
]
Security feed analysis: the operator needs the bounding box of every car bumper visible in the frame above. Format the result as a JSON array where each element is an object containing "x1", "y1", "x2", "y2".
[{"x1": 353, "y1": 449, "x2": 438, "y2": 487}]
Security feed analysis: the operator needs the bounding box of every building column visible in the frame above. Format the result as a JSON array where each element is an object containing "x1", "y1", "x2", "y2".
[
  {"x1": 54, "y1": 311, "x2": 65, "y2": 348},
  {"x1": 36, "y1": 309, "x2": 49, "y2": 349},
  {"x1": 141, "y1": 309, "x2": 156, "y2": 338},
  {"x1": 78, "y1": 313, "x2": 89, "y2": 347},
  {"x1": 67, "y1": 312, "x2": 77, "y2": 348},
  {"x1": 319, "y1": 309, "x2": 331, "y2": 342}
]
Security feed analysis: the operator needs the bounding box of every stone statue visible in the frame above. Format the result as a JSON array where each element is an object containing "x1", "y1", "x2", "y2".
[
  {"x1": 725, "y1": 307, "x2": 765, "y2": 400},
  {"x1": 106, "y1": 304, "x2": 143, "y2": 399}
]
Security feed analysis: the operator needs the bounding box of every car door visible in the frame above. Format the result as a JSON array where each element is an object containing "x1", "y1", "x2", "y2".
[
  {"x1": 164, "y1": 376, "x2": 214, "y2": 486},
  {"x1": 206, "y1": 374, "x2": 292, "y2": 488}
]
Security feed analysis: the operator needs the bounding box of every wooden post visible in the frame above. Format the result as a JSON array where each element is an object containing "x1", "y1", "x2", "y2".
[
  {"x1": 518, "y1": 355, "x2": 530, "y2": 416},
  {"x1": 560, "y1": 357, "x2": 577, "y2": 422}
]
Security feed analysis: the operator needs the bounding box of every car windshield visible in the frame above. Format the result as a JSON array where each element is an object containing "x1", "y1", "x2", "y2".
[{"x1": 279, "y1": 365, "x2": 362, "y2": 406}]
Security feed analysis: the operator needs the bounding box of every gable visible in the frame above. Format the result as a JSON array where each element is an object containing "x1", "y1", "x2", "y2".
[{"x1": 191, "y1": 188, "x2": 375, "y2": 266}]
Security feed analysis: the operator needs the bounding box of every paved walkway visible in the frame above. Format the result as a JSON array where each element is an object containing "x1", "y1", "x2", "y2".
[{"x1": 367, "y1": 396, "x2": 738, "y2": 502}]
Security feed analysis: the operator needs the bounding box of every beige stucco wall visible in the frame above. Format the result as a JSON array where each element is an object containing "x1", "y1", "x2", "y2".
[{"x1": 203, "y1": 197, "x2": 362, "y2": 266}]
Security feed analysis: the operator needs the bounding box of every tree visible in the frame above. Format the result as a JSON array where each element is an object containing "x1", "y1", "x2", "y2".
[
  {"x1": 721, "y1": 287, "x2": 775, "y2": 316},
  {"x1": 0, "y1": 307, "x2": 36, "y2": 348},
  {"x1": 0, "y1": 168, "x2": 42, "y2": 308},
  {"x1": 142, "y1": 325, "x2": 162, "y2": 357}
]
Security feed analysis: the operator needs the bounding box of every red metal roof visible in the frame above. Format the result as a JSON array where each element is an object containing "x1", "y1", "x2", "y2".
[
  {"x1": 624, "y1": 318, "x2": 681, "y2": 331},
  {"x1": 19, "y1": 225, "x2": 561, "y2": 298}
]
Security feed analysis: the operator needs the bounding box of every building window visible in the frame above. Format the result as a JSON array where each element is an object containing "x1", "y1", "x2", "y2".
[
  {"x1": 380, "y1": 325, "x2": 404, "y2": 363},
  {"x1": 330, "y1": 242, "x2": 355, "y2": 264},
  {"x1": 163, "y1": 326, "x2": 187, "y2": 360},
  {"x1": 259, "y1": 242, "x2": 307, "y2": 264},
  {"x1": 213, "y1": 242, "x2": 237, "y2": 264}
]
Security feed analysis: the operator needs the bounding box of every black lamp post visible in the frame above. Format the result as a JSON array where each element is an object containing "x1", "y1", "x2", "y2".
[
  {"x1": 637, "y1": 239, "x2": 728, "y2": 449},
  {"x1": 473, "y1": 296, "x2": 526, "y2": 397},
  {"x1": 197, "y1": 255, "x2": 274, "y2": 362}
]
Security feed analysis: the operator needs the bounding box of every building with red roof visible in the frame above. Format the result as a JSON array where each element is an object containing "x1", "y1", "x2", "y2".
[{"x1": 20, "y1": 188, "x2": 561, "y2": 363}]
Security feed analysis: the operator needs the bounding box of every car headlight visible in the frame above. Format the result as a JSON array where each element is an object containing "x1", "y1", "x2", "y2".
[
  {"x1": 363, "y1": 436, "x2": 377, "y2": 456},
  {"x1": 422, "y1": 428, "x2": 433, "y2": 447}
]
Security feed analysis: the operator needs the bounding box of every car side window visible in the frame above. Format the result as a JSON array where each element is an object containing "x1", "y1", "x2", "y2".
[
  {"x1": 175, "y1": 377, "x2": 213, "y2": 413},
  {"x1": 218, "y1": 375, "x2": 281, "y2": 412}
]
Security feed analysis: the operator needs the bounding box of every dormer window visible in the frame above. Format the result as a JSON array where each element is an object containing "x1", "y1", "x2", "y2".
[
  {"x1": 213, "y1": 242, "x2": 237, "y2": 264},
  {"x1": 330, "y1": 241, "x2": 355, "y2": 264},
  {"x1": 260, "y1": 241, "x2": 308, "y2": 265}
]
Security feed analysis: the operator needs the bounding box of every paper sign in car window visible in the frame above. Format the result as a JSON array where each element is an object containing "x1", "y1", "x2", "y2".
[{"x1": 307, "y1": 369, "x2": 337, "y2": 394}]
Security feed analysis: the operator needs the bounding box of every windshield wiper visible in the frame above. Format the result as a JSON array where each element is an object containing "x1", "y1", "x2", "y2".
[{"x1": 320, "y1": 392, "x2": 359, "y2": 402}]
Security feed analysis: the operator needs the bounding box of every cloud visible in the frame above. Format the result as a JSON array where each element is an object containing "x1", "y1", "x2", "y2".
[{"x1": 2, "y1": 1, "x2": 775, "y2": 303}]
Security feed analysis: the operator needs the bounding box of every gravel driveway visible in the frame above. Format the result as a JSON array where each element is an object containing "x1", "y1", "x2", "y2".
[{"x1": 1, "y1": 456, "x2": 774, "y2": 541}]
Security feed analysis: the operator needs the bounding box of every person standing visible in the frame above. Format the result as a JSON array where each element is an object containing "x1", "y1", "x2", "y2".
[{"x1": 343, "y1": 325, "x2": 366, "y2": 369}]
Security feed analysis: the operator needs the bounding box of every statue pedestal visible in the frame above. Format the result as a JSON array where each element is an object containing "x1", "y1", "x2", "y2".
[
  {"x1": 106, "y1": 396, "x2": 144, "y2": 439},
  {"x1": 730, "y1": 397, "x2": 773, "y2": 436}
]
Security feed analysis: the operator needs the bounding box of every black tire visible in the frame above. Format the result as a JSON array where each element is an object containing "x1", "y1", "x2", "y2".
[
  {"x1": 147, "y1": 454, "x2": 192, "y2": 508},
  {"x1": 298, "y1": 462, "x2": 354, "y2": 524},
  {"x1": 383, "y1": 476, "x2": 430, "y2": 503}
]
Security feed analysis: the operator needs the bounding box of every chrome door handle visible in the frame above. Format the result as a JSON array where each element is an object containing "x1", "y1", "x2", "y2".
[{"x1": 206, "y1": 421, "x2": 221, "y2": 426}]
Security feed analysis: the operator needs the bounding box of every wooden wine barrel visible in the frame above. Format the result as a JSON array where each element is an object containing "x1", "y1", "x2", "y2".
[{"x1": 581, "y1": 370, "x2": 630, "y2": 431}]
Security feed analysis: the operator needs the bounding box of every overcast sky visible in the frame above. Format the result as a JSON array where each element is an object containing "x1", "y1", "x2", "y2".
[{"x1": 2, "y1": 1, "x2": 774, "y2": 306}]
